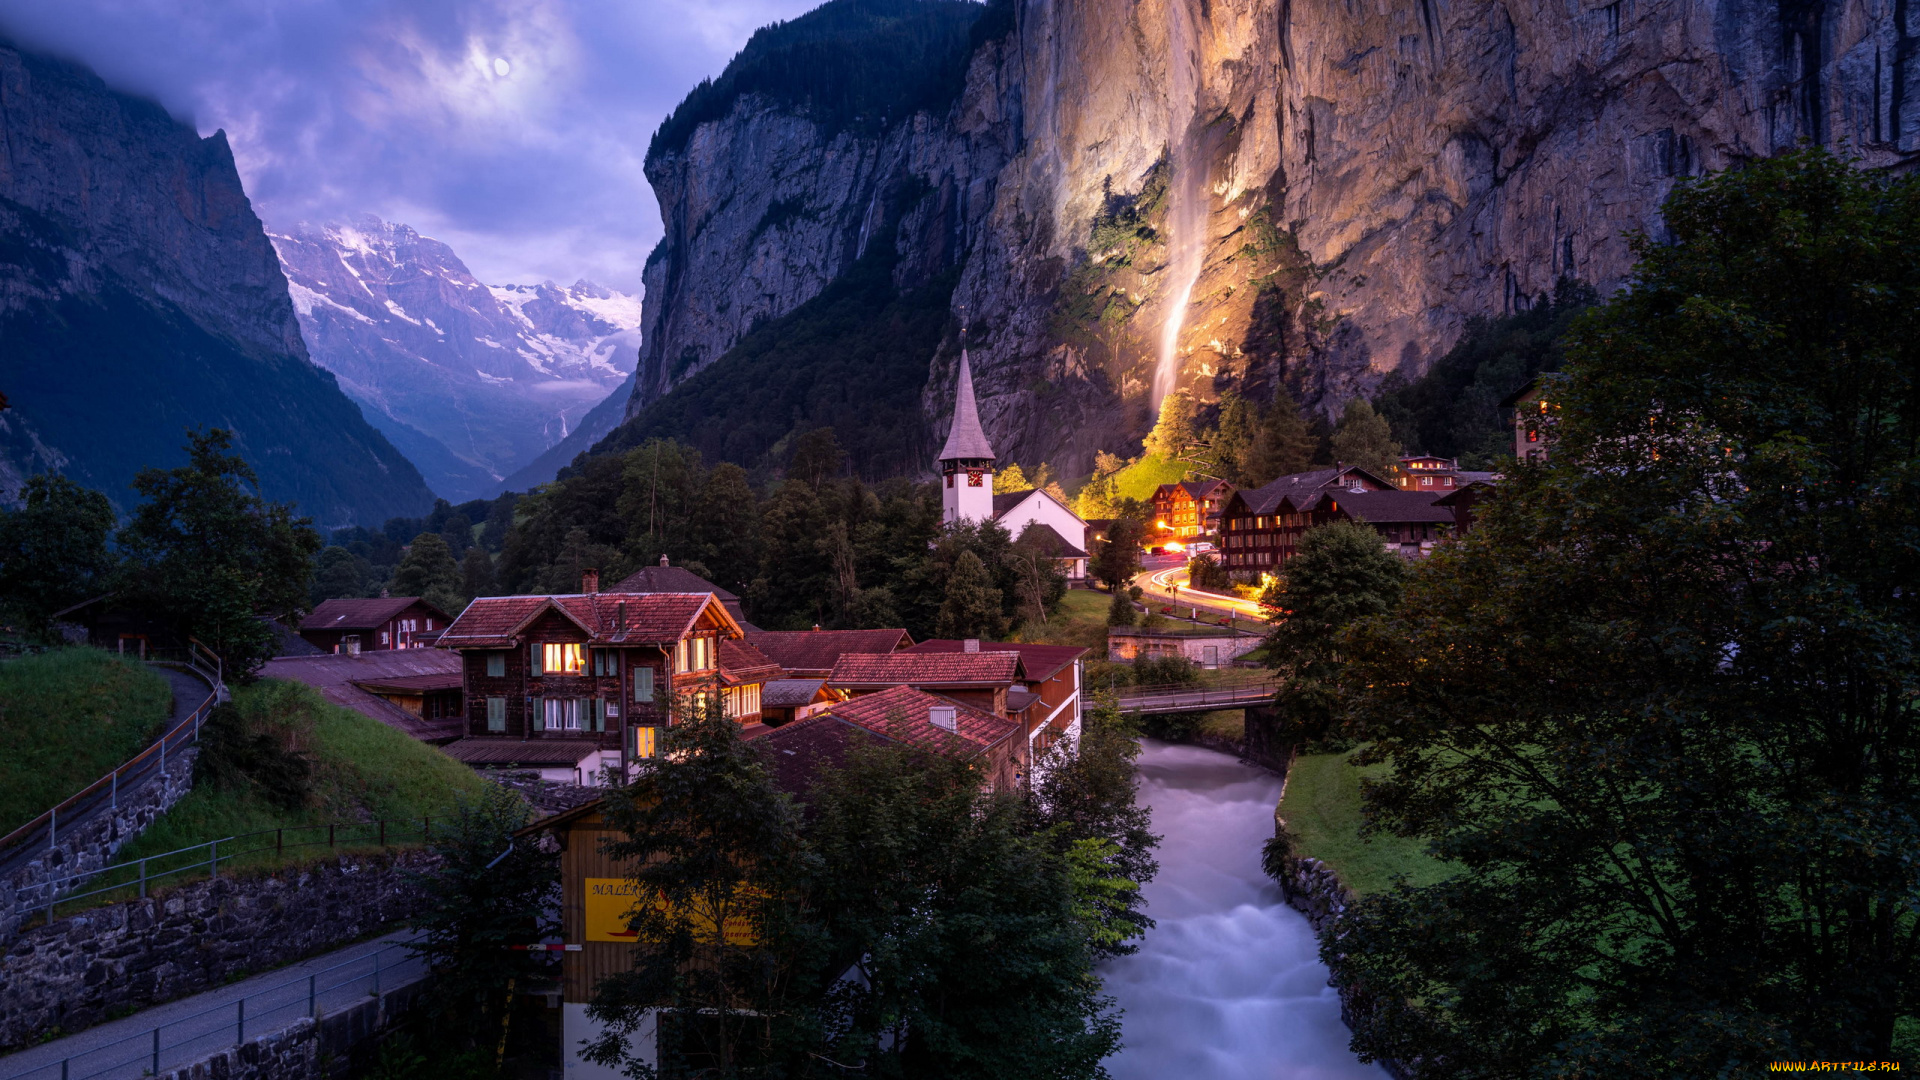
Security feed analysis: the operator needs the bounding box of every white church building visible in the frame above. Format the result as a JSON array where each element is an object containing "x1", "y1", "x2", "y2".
[{"x1": 938, "y1": 350, "x2": 1091, "y2": 580}]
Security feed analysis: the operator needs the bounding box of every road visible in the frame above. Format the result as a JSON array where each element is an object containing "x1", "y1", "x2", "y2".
[
  {"x1": 1135, "y1": 557, "x2": 1270, "y2": 622},
  {"x1": 0, "y1": 934, "x2": 425, "y2": 1080}
]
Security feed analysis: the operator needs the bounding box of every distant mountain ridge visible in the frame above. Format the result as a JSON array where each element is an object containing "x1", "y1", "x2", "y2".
[
  {"x1": 271, "y1": 218, "x2": 641, "y2": 501},
  {"x1": 0, "y1": 37, "x2": 433, "y2": 528}
]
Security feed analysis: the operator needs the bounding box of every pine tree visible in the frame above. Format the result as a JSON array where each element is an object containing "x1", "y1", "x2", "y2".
[
  {"x1": 1142, "y1": 389, "x2": 1198, "y2": 461},
  {"x1": 935, "y1": 548, "x2": 1006, "y2": 638},
  {"x1": 993, "y1": 463, "x2": 1032, "y2": 494},
  {"x1": 1328, "y1": 398, "x2": 1401, "y2": 476},
  {"x1": 1105, "y1": 588, "x2": 1136, "y2": 627},
  {"x1": 391, "y1": 532, "x2": 465, "y2": 614},
  {"x1": 1237, "y1": 391, "x2": 1319, "y2": 484},
  {"x1": 459, "y1": 547, "x2": 495, "y2": 603}
]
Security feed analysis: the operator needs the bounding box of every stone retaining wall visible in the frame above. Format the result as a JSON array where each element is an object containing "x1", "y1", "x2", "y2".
[
  {"x1": 156, "y1": 975, "x2": 429, "y2": 1080},
  {"x1": 0, "y1": 851, "x2": 433, "y2": 1050},
  {"x1": 0, "y1": 749, "x2": 199, "y2": 944}
]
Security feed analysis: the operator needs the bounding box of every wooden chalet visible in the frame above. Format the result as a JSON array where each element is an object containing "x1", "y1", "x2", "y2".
[
  {"x1": 827, "y1": 648, "x2": 1029, "y2": 717},
  {"x1": 298, "y1": 596, "x2": 451, "y2": 654},
  {"x1": 902, "y1": 639, "x2": 1085, "y2": 755},
  {"x1": 1220, "y1": 465, "x2": 1464, "y2": 574},
  {"x1": 437, "y1": 576, "x2": 745, "y2": 783},
  {"x1": 1501, "y1": 376, "x2": 1556, "y2": 462},
  {"x1": 1152, "y1": 479, "x2": 1234, "y2": 538}
]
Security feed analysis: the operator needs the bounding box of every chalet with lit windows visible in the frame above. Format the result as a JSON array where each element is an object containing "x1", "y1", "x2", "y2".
[
  {"x1": 1502, "y1": 376, "x2": 1556, "y2": 461},
  {"x1": 298, "y1": 597, "x2": 452, "y2": 654},
  {"x1": 902, "y1": 639, "x2": 1085, "y2": 755},
  {"x1": 1221, "y1": 465, "x2": 1464, "y2": 574},
  {"x1": 1152, "y1": 479, "x2": 1234, "y2": 537},
  {"x1": 435, "y1": 579, "x2": 745, "y2": 784}
]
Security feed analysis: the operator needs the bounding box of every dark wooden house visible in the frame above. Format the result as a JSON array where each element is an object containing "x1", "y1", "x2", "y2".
[{"x1": 298, "y1": 597, "x2": 452, "y2": 654}]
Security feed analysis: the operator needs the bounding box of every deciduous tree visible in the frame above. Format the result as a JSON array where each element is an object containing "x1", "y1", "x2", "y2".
[
  {"x1": 0, "y1": 474, "x2": 118, "y2": 636},
  {"x1": 1261, "y1": 520, "x2": 1404, "y2": 749},
  {"x1": 1328, "y1": 398, "x2": 1401, "y2": 476}
]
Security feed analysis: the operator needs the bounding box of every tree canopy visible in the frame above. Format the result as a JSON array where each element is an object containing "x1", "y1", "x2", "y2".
[{"x1": 1328, "y1": 148, "x2": 1920, "y2": 1072}]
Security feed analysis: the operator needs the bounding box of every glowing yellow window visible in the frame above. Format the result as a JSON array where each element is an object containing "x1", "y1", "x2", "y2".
[
  {"x1": 543, "y1": 643, "x2": 586, "y2": 675},
  {"x1": 630, "y1": 725, "x2": 657, "y2": 759}
]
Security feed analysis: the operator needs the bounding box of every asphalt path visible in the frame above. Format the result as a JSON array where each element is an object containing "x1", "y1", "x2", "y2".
[{"x1": 0, "y1": 933, "x2": 425, "y2": 1080}]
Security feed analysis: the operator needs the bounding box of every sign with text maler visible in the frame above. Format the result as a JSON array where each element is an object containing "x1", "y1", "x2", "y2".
[{"x1": 584, "y1": 878, "x2": 759, "y2": 946}]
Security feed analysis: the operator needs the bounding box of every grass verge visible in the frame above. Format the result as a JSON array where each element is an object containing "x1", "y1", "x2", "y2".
[
  {"x1": 0, "y1": 648, "x2": 174, "y2": 835},
  {"x1": 1279, "y1": 748, "x2": 1453, "y2": 896}
]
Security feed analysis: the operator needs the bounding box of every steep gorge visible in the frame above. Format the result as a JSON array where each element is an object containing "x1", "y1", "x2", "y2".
[{"x1": 622, "y1": 0, "x2": 1918, "y2": 477}]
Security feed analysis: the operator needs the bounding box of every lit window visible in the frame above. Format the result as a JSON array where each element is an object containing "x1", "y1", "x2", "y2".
[
  {"x1": 1420, "y1": 477, "x2": 1432, "y2": 487},
  {"x1": 630, "y1": 725, "x2": 657, "y2": 759},
  {"x1": 544, "y1": 697, "x2": 583, "y2": 730},
  {"x1": 543, "y1": 643, "x2": 586, "y2": 674},
  {"x1": 379, "y1": 631, "x2": 390, "y2": 646}
]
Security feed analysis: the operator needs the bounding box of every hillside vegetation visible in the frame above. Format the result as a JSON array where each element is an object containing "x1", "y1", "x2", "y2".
[
  {"x1": 0, "y1": 649, "x2": 175, "y2": 835},
  {"x1": 115, "y1": 678, "x2": 490, "y2": 869}
]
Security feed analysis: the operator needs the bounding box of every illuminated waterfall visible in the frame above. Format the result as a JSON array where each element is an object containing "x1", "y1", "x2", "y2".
[{"x1": 1151, "y1": 0, "x2": 1203, "y2": 413}]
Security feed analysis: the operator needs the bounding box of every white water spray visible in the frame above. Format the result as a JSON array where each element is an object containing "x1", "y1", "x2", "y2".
[
  {"x1": 1152, "y1": 0, "x2": 1204, "y2": 413},
  {"x1": 1101, "y1": 741, "x2": 1387, "y2": 1079}
]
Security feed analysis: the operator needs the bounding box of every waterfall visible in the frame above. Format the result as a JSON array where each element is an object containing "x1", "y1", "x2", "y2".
[
  {"x1": 1101, "y1": 741, "x2": 1386, "y2": 1079},
  {"x1": 1152, "y1": 0, "x2": 1204, "y2": 413}
]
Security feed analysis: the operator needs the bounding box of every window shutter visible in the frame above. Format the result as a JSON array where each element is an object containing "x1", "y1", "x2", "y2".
[
  {"x1": 531, "y1": 644, "x2": 543, "y2": 676},
  {"x1": 486, "y1": 652, "x2": 505, "y2": 678},
  {"x1": 633, "y1": 666, "x2": 654, "y2": 703},
  {"x1": 486, "y1": 697, "x2": 506, "y2": 732},
  {"x1": 592, "y1": 698, "x2": 604, "y2": 732},
  {"x1": 531, "y1": 696, "x2": 545, "y2": 732}
]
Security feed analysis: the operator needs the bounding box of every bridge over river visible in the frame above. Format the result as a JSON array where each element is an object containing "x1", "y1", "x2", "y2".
[{"x1": 1113, "y1": 678, "x2": 1276, "y2": 715}]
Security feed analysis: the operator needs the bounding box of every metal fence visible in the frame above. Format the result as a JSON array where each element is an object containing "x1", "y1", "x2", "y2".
[
  {"x1": 11, "y1": 818, "x2": 439, "y2": 923},
  {"x1": 0, "y1": 938, "x2": 426, "y2": 1080},
  {"x1": 0, "y1": 645, "x2": 223, "y2": 869}
]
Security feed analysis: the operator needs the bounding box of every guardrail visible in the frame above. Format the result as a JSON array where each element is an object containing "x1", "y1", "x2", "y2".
[
  {"x1": 0, "y1": 644, "x2": 223, "y2": 867},
  {"x1": 1116, "y1": 681, "x2": 1278, "y2": 714},
  {"x1": 12, "y1": 818, "x2": 439, "y2": 924},
  {"x1": 0, "y1": 938, "x2": 425, "y2": 1080}
]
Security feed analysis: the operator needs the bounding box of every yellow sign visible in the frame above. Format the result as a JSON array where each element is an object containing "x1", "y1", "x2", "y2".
[{"x1": 584, "y1": 878, "x2": 759, "y2": 946}]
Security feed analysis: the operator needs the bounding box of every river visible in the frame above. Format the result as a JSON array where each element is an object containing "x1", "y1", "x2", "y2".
[{"x1": 1101, "y1": 740, "x2": 1386, "y2": 1079}]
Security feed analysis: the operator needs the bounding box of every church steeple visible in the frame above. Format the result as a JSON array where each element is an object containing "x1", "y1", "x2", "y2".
[{"x1": 938, "y1": 347, "x2": 996, "y2": 524}]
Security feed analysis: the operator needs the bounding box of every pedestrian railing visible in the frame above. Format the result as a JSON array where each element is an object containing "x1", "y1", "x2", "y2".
[
  {"x1": 0, "y1": 644, "x2": 223, "y2": 870},
  {"x1": 0, "y1": 938, "x2": 425, "y2": 1080},
  {"x1": 12, "y1": 818, "x2": 439, "y2": 924},
  {"x1": 1116, "y1": 681, "x2": 1279, "y2": 713}
]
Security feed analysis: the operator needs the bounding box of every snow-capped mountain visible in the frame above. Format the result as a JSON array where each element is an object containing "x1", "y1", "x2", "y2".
[{"x1": 271, "y1": 216, "x2": 640, "y2": 501}]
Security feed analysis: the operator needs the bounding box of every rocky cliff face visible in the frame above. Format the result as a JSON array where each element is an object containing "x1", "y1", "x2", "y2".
[
  {"x1": 632, "y1": 0, "x2": 1918, "y2": 476},
  {"x1": 272, "y1": 218, "x2": 641, "y2": 500},
  {"x1": 0, "y1": 40, "x2": 434, "y2": 526}
]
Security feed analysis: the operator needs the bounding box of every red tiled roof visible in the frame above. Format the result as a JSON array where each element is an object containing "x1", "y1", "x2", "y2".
[
  {"x1": 745, "y1": 628, "x2": 912, "y2": 676},
  {"x1": 300, "y1": 597, "x2": 448, "y2": 632},
  {"x1": 439, "y1": 593, "x2": 736, "y2": 649},
  {"x1": 440, "y1": 738, "x2": 602, "y2": 766},
  {"x1": 903, "y1": 639, "x2": 1086, "y2": 681},
  {"x1": 719, "y1": 638, "x2": 782, "y2": 686},
  {"x1": 823, "y1": 685, "x2": 1017, "y2": 758},
  {"x1": 828, "y1": 650, "x2": 1025, "y2": 688},
  {"x1": 757, "y1": 714, "x2": 885, "y2": 796}
]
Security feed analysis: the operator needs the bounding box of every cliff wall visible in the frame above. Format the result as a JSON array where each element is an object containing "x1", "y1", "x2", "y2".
[
  {"x1": 0, "y1": 40, "x2": 433, "y2": 525},
  {"x1": 629, "y1": 0, "x2": 1919, "y2": 476}
]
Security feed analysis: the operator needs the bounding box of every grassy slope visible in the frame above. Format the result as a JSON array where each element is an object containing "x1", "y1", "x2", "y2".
[
  {"x1": 116, "y1": 678, "x2": 490, "y2": 872},
  {"x1": 1279, "y1": 748, "x2": 1453, "y2": 896},
  {"x1": 1109, "y1": 455, "x2": 1191, "y2": 503},
  {"x1": 1013, "y1": 588, "x2": 1110, "y2": 651},
  {"x1": 0, "y1": 649, "x2": 174, "y2": 835}
]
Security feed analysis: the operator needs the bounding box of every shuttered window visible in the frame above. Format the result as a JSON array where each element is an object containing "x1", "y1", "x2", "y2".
[
  {"x1": 486, "y1": 697, "x2": 506, "y2": 732},
  {"x1": 486, "y1": 653, "x2": 505, "y2": 678},
  {"x1": 632, "y1": 666, "x2": 654, "y2": 703}
]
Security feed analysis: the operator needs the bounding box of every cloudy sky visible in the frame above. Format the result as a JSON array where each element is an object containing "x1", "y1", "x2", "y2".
[{"x1": 0, "y1": 0, "x2": 824, "y2": 294}]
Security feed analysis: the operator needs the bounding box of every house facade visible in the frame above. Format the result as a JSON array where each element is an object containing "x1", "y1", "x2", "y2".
[
  {"x1": 1220, "y1": 466, "x2": 1468, "y2": 574},
  {"x1": 1152, "y1": 479, "x2": 1234, "y2": 537},
  {"x1": 437, "y1": 587, "x2": 744, "y2": 783},
  {"x1": 1501, "y1": 376, "x2": 1556, "y2": 462},
  {"x1": 902, "y1": 639, "x2": 1085, "y2": 756},
  {"x1": 298, "y1": 597, "x2": 451, "y2": 654}
]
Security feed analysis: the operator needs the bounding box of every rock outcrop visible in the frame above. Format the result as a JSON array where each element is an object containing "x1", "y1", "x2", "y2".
[
  {"x1": 273, "y1": 218, "x2": 642, "y2": 500},
  {"x1": 0, "y1": 39, "x2": 434, "y2": 526},
  {"x1": 630, "y1": 0, "x2": 1919, "y2": 475}
]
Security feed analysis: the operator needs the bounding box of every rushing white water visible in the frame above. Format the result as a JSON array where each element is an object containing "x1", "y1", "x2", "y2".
[
  {"x1": 1102, "y1": 741, "x2": 1386, "y2": 1080},
  {"x1": 1152, "y1": 0, "x2": 1205, "y2": 412}
]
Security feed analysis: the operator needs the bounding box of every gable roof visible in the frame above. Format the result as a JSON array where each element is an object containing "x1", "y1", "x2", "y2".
[
  {"x1": 829, "y1": 650, "x2": 1026, "y2": 689},
  {"x1": 718, "y1": 637, "x2": 783, "y2": 686},
  {"x1": 1008, "y1": 521, "x2": 1088, "y2": 559},
  {"x1": 821, "y1": 684, "x2": 1018, "y2": 758},
  {"x1": 761, "y1": 678, "x2": 829, "y2": 708},
  {"x1": 1333, "y1": 489, "x2": 1457, "y2": 525},
  {"x1": 935, "y1": 349, "x2": 996, "y2": 460},
  {"x1": 610, "y1": 564, "x2": 739, "y2": 602},
  {"x1": 1230, "y1": 465, "x2": 1396, "y2": 515},
  {"x1": 439, "y1": 592, "x2": 739, "y2": 650},
  {"x1": 992, "y1": 490, "x2": 1034, "y2": 518},
  {"x1": 745, "y1": 628, "x2": 913, "y2": 676},
  {"x1": 757, "y1": 713, "x2": 889, "y2": 796},
  {"x1": 903, "y1": 639, "x2": 1086, "y2": 681},
  {"x1": 300, "y1": 597, "x2": 447, "y2": 632}
]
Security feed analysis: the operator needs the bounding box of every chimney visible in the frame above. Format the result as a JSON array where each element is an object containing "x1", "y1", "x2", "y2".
[
  {"x1": 616, "y1": 600, "x2": 627, "y2": 633},
  {"x1": 962, "y1": 638, "x2": 980, "y2": 653},
  {"x1": 581, "y1": 568, "x2": 599, "y2": 594},
  {"x1": 659, "y1": 554, "x2": 670, "y2": 567},
  {"x1": 812, "y1": 624, "x2": 822, "y2": 632},
  {"x1": 929, "y1": 705, "x2": 958, "y2": 733}
]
